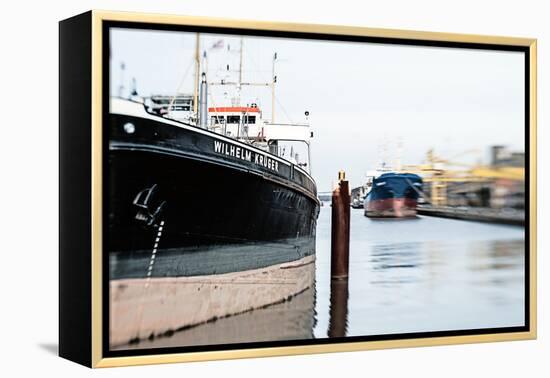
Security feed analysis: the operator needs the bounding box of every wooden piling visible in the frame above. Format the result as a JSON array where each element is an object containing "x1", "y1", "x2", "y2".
[{"x1": 331, "y1": 171, "x2": 350, "y2": 280}]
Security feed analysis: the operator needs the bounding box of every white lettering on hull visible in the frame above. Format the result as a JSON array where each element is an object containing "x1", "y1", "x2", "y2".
[{"x1": 213, "y1": 140, "x2": 279, "y2": 173}]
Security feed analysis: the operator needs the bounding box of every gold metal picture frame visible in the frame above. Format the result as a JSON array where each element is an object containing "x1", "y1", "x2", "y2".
[{"x1": 59, "y1": 10, "x2": 537, "y2": 368}]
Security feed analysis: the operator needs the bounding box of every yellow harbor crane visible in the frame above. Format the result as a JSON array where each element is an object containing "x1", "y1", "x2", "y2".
[{"x1": 400, "y1": 149, "x2": 524, "y2": 206}]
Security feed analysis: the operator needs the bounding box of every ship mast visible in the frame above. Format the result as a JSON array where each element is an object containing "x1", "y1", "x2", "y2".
[
  {"x1": 193, "y1": 34, "x2": 200, "y2": 120},
  {"x1": 395, "y1": 138, "x2": 403, "y2": 172},
  {"x1": 238, "y1": 37, "x2": 244, "y2": 102},
  {"x1": 208, "y1": 38, "x2": 271, "y2": 99},
  {"x1": 118, "y1": 61, "x2": 125, "y2": 98},
  {"x1": 272, "y1": 52, "x2": 277, "y2": 123}
]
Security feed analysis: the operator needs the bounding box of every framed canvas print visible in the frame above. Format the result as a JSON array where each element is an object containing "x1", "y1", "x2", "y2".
[{"x1": 59, "y1": 10, "x2": 537, "y2": 368}]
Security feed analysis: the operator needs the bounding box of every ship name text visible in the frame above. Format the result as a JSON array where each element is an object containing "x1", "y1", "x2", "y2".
[{"x1": 214, "y1": 140, "x2": 279, "y2": 173}]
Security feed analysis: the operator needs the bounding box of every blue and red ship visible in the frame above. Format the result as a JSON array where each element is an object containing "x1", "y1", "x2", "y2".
[{"x1": 364, "y1": 172, "x2": 423, "y2": 218}]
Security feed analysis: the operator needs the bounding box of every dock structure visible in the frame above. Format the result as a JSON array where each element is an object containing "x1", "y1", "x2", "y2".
[
  {"x1": 318, "y1": 192, "x2": 333, "y2": 202},
  {"x1": 417, "y1": 205, "x2": 524, "y2": 226},
  {"x1": 393, "y1": 146, "x2": 526, "y2": 225},
  {"x1": 350, "y1": 185, "x2": 368, "y2": 208},
  {"x1": 400, "y1": 147, "x2": 525, "y2": 209}
]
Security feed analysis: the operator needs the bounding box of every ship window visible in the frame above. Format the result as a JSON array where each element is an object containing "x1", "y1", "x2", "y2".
[
  {"x1": 172, "y1": 105, "x2": 190, "y2": 111},
  {"x1": 211, "y1": 116, "x2": 225, "y2": 124},
  {"x1": 227, "y1": 115, "x2": 240, "y2": 124},
  {"x1": 243, "y1": 115, "x2": 256, "y2": 124}
]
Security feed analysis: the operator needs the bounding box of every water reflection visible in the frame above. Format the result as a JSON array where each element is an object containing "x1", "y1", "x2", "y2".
[
  {"x1": 119, "y1": 207, "x2": 525, "y2": 348},
  {"x1": 121, "y1": 286, "x2": 317, "y2": 350},
  {"x1": 316, "y1": 208, "x2": 525, "y2": 338},
  {"x1": 328, "y1": 279, "x2": 349, "y2": 337},
  {"x1": 468, "y1": 239, "x2": 524, "y2": 272},
  {"x1": 466, "y1": 239, "x2": 524, "y2": 307}
]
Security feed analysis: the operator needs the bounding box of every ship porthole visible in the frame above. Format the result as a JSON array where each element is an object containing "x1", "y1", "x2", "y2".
[{"x1": 123, "y1": 122, "x2": 136, "y2": 134}]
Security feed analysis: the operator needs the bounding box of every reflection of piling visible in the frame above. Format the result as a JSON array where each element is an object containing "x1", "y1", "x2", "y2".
[
  {"x1": 331, "y1": 171, "x2": 350, "y2": 280},
  {"x1": 328, "y1": 279, "x2": 349, "y2": 338}
]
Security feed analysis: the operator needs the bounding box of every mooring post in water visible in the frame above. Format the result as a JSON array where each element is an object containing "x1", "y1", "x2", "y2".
[{"x1": 331, "y1": 170, "x2": 350, "y2": 280}]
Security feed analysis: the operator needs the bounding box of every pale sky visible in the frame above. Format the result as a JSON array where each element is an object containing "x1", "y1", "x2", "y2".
[{"x1": 110, "y1": 28, "x2": 525, "y2": 192}]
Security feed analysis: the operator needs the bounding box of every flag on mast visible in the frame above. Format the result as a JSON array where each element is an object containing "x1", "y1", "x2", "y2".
[{"x1": 210, "y1": 39, "x2": 224, "y2": 50}]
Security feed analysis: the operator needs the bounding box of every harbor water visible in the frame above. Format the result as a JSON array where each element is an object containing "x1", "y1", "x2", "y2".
[{"x1": 125, "y1": 205, "x2": 525, "y2": 349}]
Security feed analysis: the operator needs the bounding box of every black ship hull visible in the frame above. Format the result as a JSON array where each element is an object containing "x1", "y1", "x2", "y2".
[{"x1": 108, "y1": 105, "x2": 320, "y2": 280}]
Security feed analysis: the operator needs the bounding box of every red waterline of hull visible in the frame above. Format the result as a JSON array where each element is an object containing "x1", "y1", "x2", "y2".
[{"x1": 365, "y1": 197, "x2": 418, "y2": 218}]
